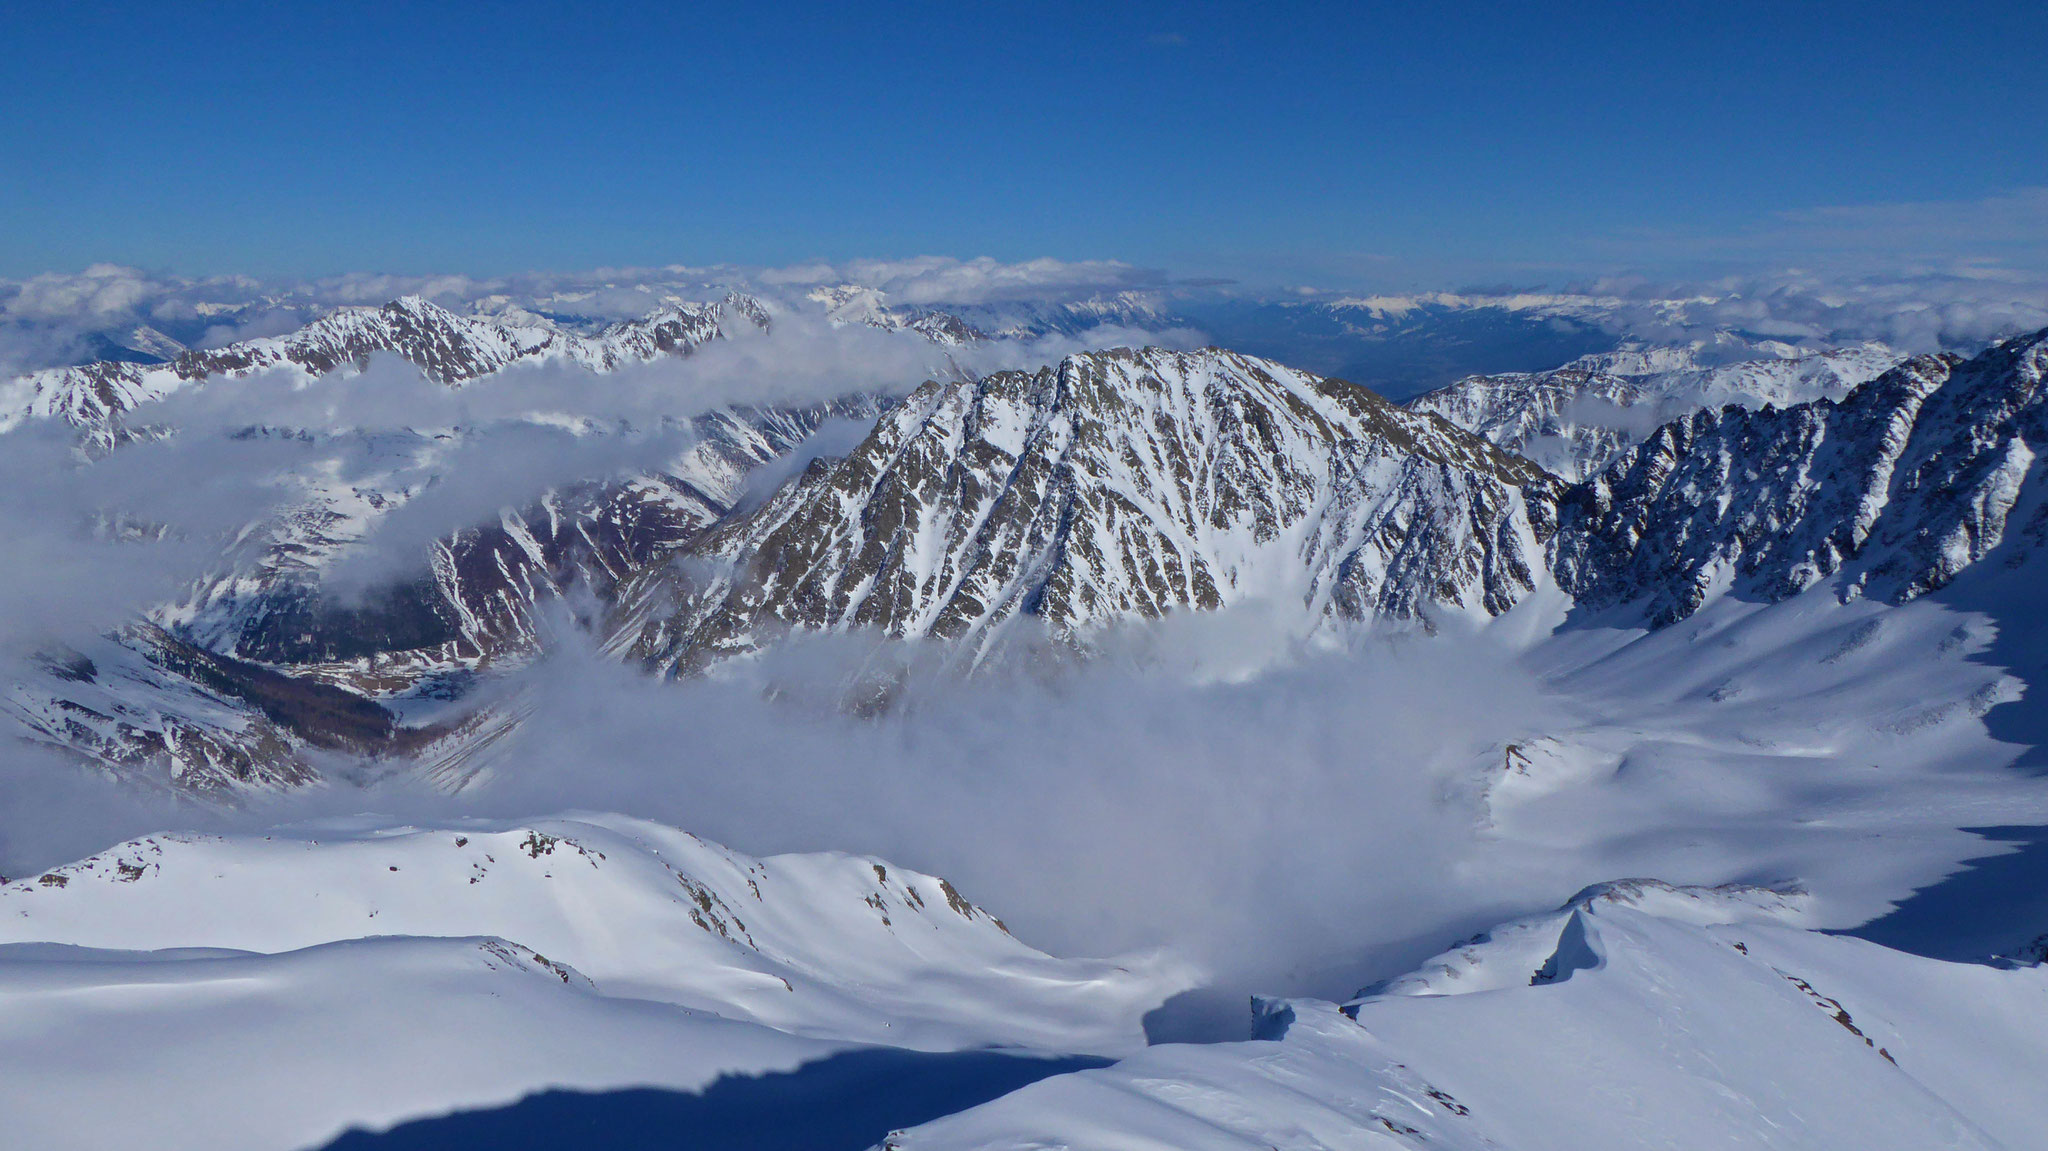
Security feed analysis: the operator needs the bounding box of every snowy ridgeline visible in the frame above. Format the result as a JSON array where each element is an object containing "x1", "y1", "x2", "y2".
[
  {"x1": 4, "y1": 822, "x2": 2046, "y2": 1150},
  {"x1": 11, "y1": 315, "x2": 2040, "y2": 796},
  {"x1": 1409, "y1": 339, "x2": 1905, "y2": 481},
  {"x1": 0, "y1": 293, "x2": 769, "y2": 430},
  {"x1": 0, "y1": 813, "x2": 1189, "y2": 1151},
  {"x1": 892, "y1": 881, "x2": 2048, "y2": 1151}
]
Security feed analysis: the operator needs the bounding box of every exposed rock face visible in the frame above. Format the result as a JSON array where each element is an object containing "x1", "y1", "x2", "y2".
[
  {"x1": 1548, "y1": 330, "x2": 2048, "y2": 624},
  {"x1": 622, "y1": 347, "x2": 1557, "y2": 673},
  {"x1": 1409, "y1": 341, "x2": 1903, "y2": 482},
  {"x1": 10, "y1": 624, "x2": 369, "y2": 795}
]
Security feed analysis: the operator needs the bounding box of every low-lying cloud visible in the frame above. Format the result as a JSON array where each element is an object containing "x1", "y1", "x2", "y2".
[
  {"x1": 0, "y1": 293, "x2": 1205, "y2": 675},
  {"x1": 0, "y1": 601, "x2": 1557, "y2": 996},
  {"x1": 0, "y1": 257, "x2": 1179, "y2": 378},
  {"x1": 1580, "y1": 269, "x2": 2048, "y2": 354},
  {"x1": 9, "y1": 253, "x2": 2047, "y2": 388}
]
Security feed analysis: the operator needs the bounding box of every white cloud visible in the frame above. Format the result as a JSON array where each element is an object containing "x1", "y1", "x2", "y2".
[
  {"x1": 0, "y1": 256, "x2": 1183, "y2": 377},
  {"x1": 5, "y1": 246, "x2": 2046, "y2": 388},
  {"x1": 1579, "y1": 268, "x2": 2048, "y2": 352},
  {"x1": 825, "y1": 256, "x2": 1167, "y2": 305}
]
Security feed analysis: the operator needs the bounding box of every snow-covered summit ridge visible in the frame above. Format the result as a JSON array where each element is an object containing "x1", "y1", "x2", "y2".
[
  {"x1": 806, "y1": 283, "x2": 1174, "y2": 345},
  {"x1": 1410, "y1": 338, "x2": 1903, "y2": 481},
  {"x1": 888, "y1": 878, "x2": 2048, "y2": 1151},
  {"x1": 1373, "y1": 878, "x2": 1814, "y2": 999},
  {"x1": 0, "y1": 811, "x2": 1190, "y2": 1054},
  {"x1": 0, "y1": 291, "x2": 772, "y2": 431}
]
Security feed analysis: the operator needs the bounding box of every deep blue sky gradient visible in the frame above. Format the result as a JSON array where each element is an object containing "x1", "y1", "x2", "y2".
[{"x1": 3, "y1": 0, "x2": 2043, "y2": 285}]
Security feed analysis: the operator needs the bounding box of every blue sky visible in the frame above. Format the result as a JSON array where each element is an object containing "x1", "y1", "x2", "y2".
[{"x1": 3, "y1": 0, "x2": 2044, "y2": 287}]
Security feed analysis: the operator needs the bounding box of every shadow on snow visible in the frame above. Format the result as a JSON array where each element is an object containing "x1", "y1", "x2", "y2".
[
  {"x1": 1836, "y1": 824, "x2": 2048, "y2": 963},
  {"x1": 315, "y1": 1047, "x2": 1109, "y2": 1151}
]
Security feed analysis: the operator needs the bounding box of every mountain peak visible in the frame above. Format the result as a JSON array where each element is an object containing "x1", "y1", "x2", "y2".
[{"x1": 623, "y1": 345, "x2": 1557, "y2": 674}]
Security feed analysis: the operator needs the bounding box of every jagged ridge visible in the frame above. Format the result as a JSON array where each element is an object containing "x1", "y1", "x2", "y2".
[
  {"x1": 621, "y1": 346, "x2": 1556, "y2": 674},
  {"x1": 1548, "y1": 330, "x2": 2048, "y2": 623},
  {"x1": 0, "y1": 291, "x2": 770, "y2": 431},
  {"x1": 1408, "y1": 340, "x2": 1902, "y2": 482}
]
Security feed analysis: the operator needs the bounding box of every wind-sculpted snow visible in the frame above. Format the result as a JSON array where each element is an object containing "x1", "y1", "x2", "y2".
[
  {"x1": 624, "y1": 347, "x2": 1557, "y2": 673},
  {"x1": 1410, "y1": 339, "x2": 1902, "y2": 481},
  {"x1": 887, "y1": 883, "x2": 2048, "y2": 1151},
  {"x1": 0, "y1": 936, "x2": 834, "y2": 1151},
  {"x1": 1550, "y1": 329, "x2": 2048, "y2": 624}
]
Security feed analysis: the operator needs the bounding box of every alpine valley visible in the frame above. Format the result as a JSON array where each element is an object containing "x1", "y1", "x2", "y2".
[{"x1": 5, "y1": 284, "x2": 2048, "y2": 1150}]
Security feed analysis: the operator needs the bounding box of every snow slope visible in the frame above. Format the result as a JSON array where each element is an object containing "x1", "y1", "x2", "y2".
[
  {"x1": 888, "y1": 882, "x2": 2048, "y2": 1151},
  {"x1": 0, "y1": 813, "x2": 1188, "y2": 1055},
  {"x1": 0, "y1": 936, "x2": 830, "y2": 1151},
  {"x1": 1463, "y1": 578, "x2": 2048, "y2": 940},
  {"x1": 0, "y1": 814, "x2": 1193, "y2": 1149}
]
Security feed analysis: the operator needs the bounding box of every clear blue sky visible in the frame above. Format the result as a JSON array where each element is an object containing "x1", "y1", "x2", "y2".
[{"x1": 3, "y1": 0, "x2": 2044, "y2": 286}]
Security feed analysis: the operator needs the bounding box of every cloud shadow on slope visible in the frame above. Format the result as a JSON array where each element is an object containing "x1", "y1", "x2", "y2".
[{"x1": 313, "y1": 1048, "x2": 1109, "y2": 1151}]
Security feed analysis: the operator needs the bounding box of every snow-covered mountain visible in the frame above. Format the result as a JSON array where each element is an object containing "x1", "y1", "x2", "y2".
[
  {"x1": 16, "y1": 326, "x2": 2048, "y2": 793},
  {"x1": 887, "y1": 880, "x2": 2048, "y2": 1151},
  {"x1": 5, "y1": 394, "x2": 889, "y2": 794},
  {"x1": 1410, "y1": 339, "x2": 1904, "y2": 481},
  {"x1": 0, "y1": 812, "x2": 1182, "y2": 1051},
  {"x1": 1550, "y1": 329, "x2": 2048, "y2": 625},
  {"x1": 807, "y1": 284, "x2": 1179, "y2": 345},
  {"x1": 0, "y1": 813, "x2": 1189, "y2": 1150},
  {"x1": 0, "y1": 291, "x2": 769, "y2": 432},
  {"x1": 619, "y1": 346, "x2": 1554, "y2": 675},
  {"x1": 6, "y1": 311, "x2": 2048, "y2": 1149}
]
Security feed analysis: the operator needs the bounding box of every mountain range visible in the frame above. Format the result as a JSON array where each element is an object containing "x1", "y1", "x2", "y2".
[
  {"x1": 4, "y1": 292, "x2": 2045, "y2": 794},
  {"x1": 6, "y1": 291, "x2": 2048, "y2": 1151},
  {"x1": 0, "y1": 291, "x2": 769, "y2": 433}
]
